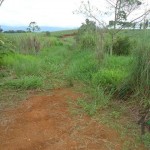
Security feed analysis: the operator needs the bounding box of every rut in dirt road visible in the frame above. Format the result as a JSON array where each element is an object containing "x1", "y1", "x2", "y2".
[{"x1": 0, "y1": 88, "x2": 123, "y2": 150}]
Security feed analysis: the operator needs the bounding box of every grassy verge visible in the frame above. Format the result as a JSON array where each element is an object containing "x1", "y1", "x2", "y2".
[{"x1": 1, "y1": 30, "x2": 150, "y2": 149}]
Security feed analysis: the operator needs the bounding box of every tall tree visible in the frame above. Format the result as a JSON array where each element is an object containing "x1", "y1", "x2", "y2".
[
  {"x1": 27, "y1": 22, "x2": 40, "y2": 32},
  {"x1": 0, "y1": 26, "x2": 3, "y2": 32},
  {"x1": 106, "y1": 0, "x2": 142, "y2": 29},
  {"x1": 76, "y1": 0, "x2": 150, "y2": 55},
  {"x1": 0, "y1": 0, "x2": 4, "y2": 6}
]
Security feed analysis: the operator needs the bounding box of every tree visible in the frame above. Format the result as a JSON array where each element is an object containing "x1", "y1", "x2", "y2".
[
  {"x1": 139, "y1": 22, "x2": 143, "y2": 29},
  {"x1": 143, "y1": 19, "x2": 149, "y2": 29},
  {"x1": 0, "y1": 26, "x2": 3, "y2": 32},
  {"x1": 27, "y1": 22, "x2": 40, "y2": 32},
  {"x1": 0, "y1": 0, "x2": 4, "y2": 6},
  {"x1": 107, "y1": 0, "x2": 142, "y2": 29},
  {"x1": 76, "y1": 19, "x2": 98, "y2": 50},
  {"x1": 76, "y1": 0, "x2": 150, "y2": 55},
  {"x1": 78, "y1": 18, "x2": 96, "y2": 34}
]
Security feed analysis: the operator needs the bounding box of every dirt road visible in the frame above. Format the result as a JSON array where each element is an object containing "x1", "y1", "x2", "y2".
[{"x1": 0, "y1": 88, "x2": 127, "y2": 150}]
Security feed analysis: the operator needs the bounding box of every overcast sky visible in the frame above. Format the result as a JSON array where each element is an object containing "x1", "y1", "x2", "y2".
[
  {"x1": 0, "y1": 0, "x2": 86, "y2": 27},
  {"x1": 0, "y1": 0, "x2": 149, "y2": 27}
]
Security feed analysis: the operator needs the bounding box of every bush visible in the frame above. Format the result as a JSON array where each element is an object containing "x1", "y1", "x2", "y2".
[
  {"x1": 112, "y1": 36, "x2": 131, "y2": 55},
  {"x1": 76, "y1": 19, "x2": 97, "y2": 50},
  {"x1": 76, "y1": 32, "x2": 97, "y2": 50}
]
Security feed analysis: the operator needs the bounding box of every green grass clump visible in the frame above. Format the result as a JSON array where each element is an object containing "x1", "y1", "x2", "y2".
[
  {"x1": 2, "y1": 54, "x2": 42, "y2": 76},
  {"x1": 41, "y1": 46, "x2": 69, "y2": 73},
  {"x1": 92, "y1": 69, "x2": 126, "y2": 90},
  {"x1": 4, "y1": 76, "x2": 43, "y2": 90},
  {"x1": 66, "y1": 51, "x2": 99, "y2": 83},
  {"x1": 112, "y1": 36, "x2": 132, "y2": 56},
  {"x1": 92, "y1": 56, "x2": 131, "y2": 91},
  {"x1": 119, "y1": 44, "x2": 150, "y2": 103},
  {"x1": 142, "y1": 133, "x2": 150, "y2": 148}
]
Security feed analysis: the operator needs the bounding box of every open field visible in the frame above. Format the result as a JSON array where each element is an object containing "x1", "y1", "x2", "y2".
[{"x1": 0, "y1": 29, "x2": 150, "y2": 149}]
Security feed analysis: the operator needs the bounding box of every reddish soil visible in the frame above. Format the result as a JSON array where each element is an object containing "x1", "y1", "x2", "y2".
[
  {"x1": 0, "y1": 88, "x2": 127, "y2": 150},
  {"x1": 61, "y1": 33, "x2": 76, "y2": 38}
]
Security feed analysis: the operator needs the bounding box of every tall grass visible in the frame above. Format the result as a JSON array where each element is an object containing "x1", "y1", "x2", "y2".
[
  {"x1": 66, "y1": 50, "x2": 99, "y2": 83},
  {"x1": 2, "y1": 54, "x2": 42, "y2": 76},
  {"x1": 5, "y1": 33, "x2": 63, "y2": 54},
  {"x1": 130, "y1": 45, "x2": 150, "y2": 104},
  {"x1": 4, "y1": 76, "x2": 43, "y2": 90}
]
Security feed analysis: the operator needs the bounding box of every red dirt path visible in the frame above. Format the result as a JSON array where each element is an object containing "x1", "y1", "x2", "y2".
[{"x1": 0, "y1": 88, "x2": 124, "y2": 150}]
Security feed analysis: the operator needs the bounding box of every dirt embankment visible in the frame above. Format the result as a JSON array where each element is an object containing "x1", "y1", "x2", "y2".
[{"x1": 0, "y1": 88, "x2": 138, "y2": 150}]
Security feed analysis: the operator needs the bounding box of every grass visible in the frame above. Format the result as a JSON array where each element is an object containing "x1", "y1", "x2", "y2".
[
  {"x1": 1, "y1": 29, "x2": 150, "y2": 149},
  {"x1": 4, "y1": 76, "x2": 43, "y2": 90}
]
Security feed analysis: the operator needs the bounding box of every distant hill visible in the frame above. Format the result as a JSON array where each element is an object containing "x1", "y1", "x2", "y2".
[{"x1": 1, "y1": 25, "x2": 76, "y2": 32}]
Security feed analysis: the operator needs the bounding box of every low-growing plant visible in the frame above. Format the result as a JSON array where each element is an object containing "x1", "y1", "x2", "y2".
[
  {"x1": 118, "y1": 44, "x2": 150, "y2": 104},
  {"x1": 76, "y1": 32, "x2": 97, "y2": 50},
  {"x1": 4, "y1": 76, "x2": 43, "y2": 90},
  {"x1": 2, "y1": 54, "x2": 42, "y2": 76},
  {"x1": 75, "y1": 19, "x2": 98, "y2": 50},
  {"x1": 92, "y1": 69, "x2": 126, "y2": 91},
  {"x1": 0, "y1": 34, "x2": 15, "y2": 66},
  {"x1": 142, "y1": 133, "x2": 150, "y2": 148},
  {"x1": 66, "y1": 51, "x2": 99, "y2": 83},
  {"x1": 113, "y1": 36, "x2": 131, "y2": 56},
  {"x1": 16, "y1": 35, "x2": 41, "y2": 54}
]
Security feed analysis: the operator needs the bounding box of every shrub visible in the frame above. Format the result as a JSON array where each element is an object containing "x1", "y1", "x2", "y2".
[
  {"x1": 76, "y1": 32, "x2": 97, "y2": 50},
  {"x1": 76, "y1": 19, "x2": 97, "y2": 50},
  {"x1": 112, "y1": 36, "x2": 131, "y2": 55}
]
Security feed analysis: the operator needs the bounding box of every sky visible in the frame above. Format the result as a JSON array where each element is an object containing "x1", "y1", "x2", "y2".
[
  {"x1": 0, "y1": 0, "x2": 86, "y2": 27},
  {"x1": 0, "y1": 0, "x2": 149, "y2": 27}
]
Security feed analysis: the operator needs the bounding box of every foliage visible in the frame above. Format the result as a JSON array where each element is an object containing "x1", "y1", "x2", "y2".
[
  {"x1": 118, "y1": 44, "x2": 150, "y2": 104},
  {"x1": 45, "y1": 31, "x2": 51, "y2": 36},
  {"x1": 109, "y1": 0, "x2": 142, "y2": 29},
  {"x1": 66, "y1": 50, "x2": 99, "y2": 83},
  {"x1": 76, "y1": 19, "x2": 97, "y2": 50},
  {"x1": 6, "y1": 34, "x2": 63, "y2": 54},
  {"x1": 0, "y1": 34, "x2": 15, "y2": 66},
  {"x1": 92, "y1": 69, "x2": 126, "y2": 90},
  {"x1": 142, "y1": 133, "x2": 150, "y2": 148},
  {"x1": 27, "y1": 22, "x2": 40, "y2": 32},
  {"x1": 112, "y1": 36, "x2": 131, "y2": 55},
  {"x1": 2, "y1": 54, "x2": 42, "y2": 76},
  {"x1": 16, "y1": 35, "x2": 41, "y2": 54},
  {"x1": 4, "y1": 76, "x2": 43, "y2": 90},
  {"x1": 131, "y1": 45, "x2": 150, "y2": 101}
]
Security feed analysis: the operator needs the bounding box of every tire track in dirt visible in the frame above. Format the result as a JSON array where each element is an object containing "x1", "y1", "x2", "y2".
[{"x1": 0, "y1": 88, "x2": 126, "y2": 150}]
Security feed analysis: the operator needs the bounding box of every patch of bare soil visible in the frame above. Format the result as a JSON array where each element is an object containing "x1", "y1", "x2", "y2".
[{"x1": 0, "y1": 88, "x2": 141, "y2": 150}]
